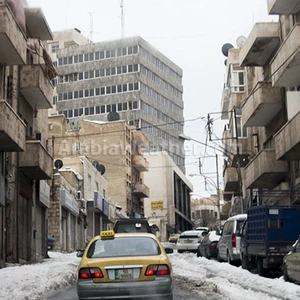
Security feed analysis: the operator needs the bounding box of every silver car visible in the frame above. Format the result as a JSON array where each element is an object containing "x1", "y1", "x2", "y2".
[
  {"x1": 217, "y1": 214, "x2": 247, "y2": 264},
  {"x1": 177, "y1": 230, "x2": 207, "y2": 254}
]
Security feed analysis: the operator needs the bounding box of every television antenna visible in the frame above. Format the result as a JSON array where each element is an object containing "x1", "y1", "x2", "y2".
[
  {"x1": 88, "y1": 12, "x2": 94, "y2": 43},
  {"x1": 120, "y1": 0, "x2": 125, "y2": 38}
]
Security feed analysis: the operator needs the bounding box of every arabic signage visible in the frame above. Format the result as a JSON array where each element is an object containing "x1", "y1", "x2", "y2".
[
  {"x1": 151, "y1": 200, "x2": 163, "y2": 210},
  {"x1": 103, "y1": 198, "x2": 109, "y2": 217},
  {"x1": 61, "y1": 189, "x2": 79, "y2": 216},
  {"x1": 39, "y1": 180, "x2": 50, "y2": 208},
  {"x1": 94, "y1": 191, "x2": 103, "y2": 211}
]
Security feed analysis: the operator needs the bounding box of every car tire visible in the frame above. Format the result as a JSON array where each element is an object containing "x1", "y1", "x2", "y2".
[
  {"x1": 178, "y1": 250, "x2": 183, "y2": 254},
  {"x1": 241, "y1": 253, "x2": 248, "y2": 270},
  {"x1": 197, "y1": 250, "x2": 200, "y2": 257},
  {"x1": 227, "y1": 251, "x2": 233, "y2": 265},
  {"x1": 217, "y1": 250, "x2": 222, "y2": 262},
  {"x1": 205, "y1": 248, "x2": 210, "y2": 259},
  {"x1": 257, "y1": 258, "x2": 267, "y2": 277},
  {"x1": 283, "y1": 264, "x2": 290, "y2": 282}
]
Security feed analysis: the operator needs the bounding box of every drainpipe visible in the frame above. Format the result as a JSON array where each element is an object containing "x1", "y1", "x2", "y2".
[{"x1": 15, "y1": 65, "x2": 21, "y2": 263}]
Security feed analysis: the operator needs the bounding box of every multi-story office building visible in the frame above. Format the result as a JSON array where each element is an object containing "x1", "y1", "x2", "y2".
[
  {"x1": 47, "y1": 31, "x2": 185, "y2": 172},
  {"x1": 221, "y1": 0, "x2": 300, "y2": 213},
  {"x1": 0, "y1": 0, "x2": 55, "y2": 266}
]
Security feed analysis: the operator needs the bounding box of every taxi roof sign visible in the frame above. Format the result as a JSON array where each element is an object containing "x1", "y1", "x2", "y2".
[{"x1": 100, "y1": 230, "x2": 115, "y2": 239}]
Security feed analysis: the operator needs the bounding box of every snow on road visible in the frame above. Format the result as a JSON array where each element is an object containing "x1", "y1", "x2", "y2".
[
  {"x1": 171, "y1": 252, "x2": 300, "y2": 300},
  {"x1": 1, "y1": 251, "x2": 300, "y2": 300}
]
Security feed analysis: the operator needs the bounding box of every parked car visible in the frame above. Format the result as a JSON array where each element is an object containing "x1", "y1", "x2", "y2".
[
  {"x1": 195, "y1": 227, "x2": 209, "y2": 232},
  {"x1": 283, "y1": 236, "x2": 300, "y2": 282},
  {"x1": 113, "y1": 218, "x2": 152, "y2": 233},
  {"x1": 76, "y1": 230, "x2": 173, "y2": 300},
  {"x1": 217, "y1": 214, "x2": 247, "y2": 265},
  {"x1": 197, "y1": 230, "x2": 220, "y2": 259},
  {"x1": 47, "y1": 236, "x2": 54, "y2": 250},
  {"x1": 177, "y1": 230, "x2": 207, "y2": 254},
  {"x1": 168, "y1": 233, "x2": 180, "y2": 243}
]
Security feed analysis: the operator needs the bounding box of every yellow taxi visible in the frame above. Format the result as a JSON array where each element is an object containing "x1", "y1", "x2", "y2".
[{"x1": 77, "y1": 230, "x2": 174, "y2": 300}]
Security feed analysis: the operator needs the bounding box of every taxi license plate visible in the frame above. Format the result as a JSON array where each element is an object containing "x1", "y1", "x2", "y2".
[{"x1": 115, "y1": 268, "x2": 133, "y2": 279}]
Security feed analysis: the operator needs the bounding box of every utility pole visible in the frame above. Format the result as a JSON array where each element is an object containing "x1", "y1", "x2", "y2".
[
  {"x1": 215, "y1": 154, "x2": 221, "y2": 230},
  {"x1": 233, "y1": 107, "x2": 244, "y2": 214}
]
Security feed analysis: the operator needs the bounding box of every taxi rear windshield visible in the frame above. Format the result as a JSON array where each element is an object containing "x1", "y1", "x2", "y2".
[{"x1": 86, "y1": 237, "x2": 161, "y2": 258}]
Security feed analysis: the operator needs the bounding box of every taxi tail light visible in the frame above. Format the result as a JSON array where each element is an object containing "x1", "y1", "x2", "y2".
[
  {"x1": 79, "y1": 267, "x2": 104, "y2": 279},
  {"x1": 145, "y1": 264, "x2": 170, "y2": 276}
]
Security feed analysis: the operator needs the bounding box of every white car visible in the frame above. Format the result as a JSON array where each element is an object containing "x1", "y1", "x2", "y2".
[{"x1": 177, "y1": 230, "x2": 207, "y2": 254}]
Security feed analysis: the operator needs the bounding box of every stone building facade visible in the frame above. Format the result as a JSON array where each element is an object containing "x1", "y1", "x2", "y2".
[
  {"x1": 0, "y1": 0, "x2": 55, "y2": 266},
  {"x1": 221, "y1": 0, "x2": 300, "y2": 213},
  {"x1": 48, "y1": 115, "x2": 149, "y2": 220}
]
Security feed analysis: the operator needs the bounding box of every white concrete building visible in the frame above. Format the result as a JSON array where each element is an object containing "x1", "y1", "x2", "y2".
[{"x1": 143, "y1": 151, "x2": 193, "y2": 241}]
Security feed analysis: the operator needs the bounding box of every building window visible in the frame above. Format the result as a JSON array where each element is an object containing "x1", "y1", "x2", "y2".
[
  {"x1": 230, "y1": 64, "x2": 245, "y2": 92},
  {"x1": 75, "y1": 142, "x2": 80, "y2": 151},
  {"x1": 51, "y1": 43, "x2": 59, "y2": 53}
]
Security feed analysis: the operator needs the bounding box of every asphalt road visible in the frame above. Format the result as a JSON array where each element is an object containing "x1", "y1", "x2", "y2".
[{"x1": 47, "y1": 277, "x2": 206, "y2": 300}]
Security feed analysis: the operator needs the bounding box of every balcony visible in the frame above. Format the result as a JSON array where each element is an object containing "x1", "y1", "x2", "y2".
[
  {"x1": 228, "y1": 138, "x2": 251, "y2": 168},
  {"x1": 19, "y1": 140, "x2": 53, "y2": 180},
  {"x1": 271, "y1": 24, "x2": 300, "y2": 87},
  {"x1": 20, "y1": 65, "x2": 53, "y2": 109},
  {"x1": 228, "y1": 92, "x2": 246, "y2": 112},
  {"x1": 267, "y1": 0, "x2": 300, "y2": 15},
  {"x1": 0, "y1": 4, "x2": 27, "y2": 65},
  {"x1": 274, "y1": 110, "x2": 300, "y2": 160},
  {"x1": 242, "y1": 82, "x2": 282, "y2": 127},
  {"x1": 221, "y1": 88, "x2": 229, "y2": 120},
  {"x1": 24, "y1": 8, "x2": 53, "y2": 40},
  {"x1": 0, "y1": 100, "x2": 26, "y2": 152},
  {"x1": 244, "y1": 149, "x2": 287, "y2": 189},
  {"x1": 133, "y1": 182, "x2": 149, "y2": 198},
  {"x1": 223, "y1": 167, "x2": 239, "y2": 192},
  {"x1": 132, "y1": 155, "x2": 149, "y2": 172},
  {"x1": 239, "y1": 23, "x2": 280, "y2": 67}
]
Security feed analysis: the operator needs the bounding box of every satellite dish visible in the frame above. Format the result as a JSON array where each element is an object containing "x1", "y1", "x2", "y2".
[
  {"x1": 221, "y1": 43, "x2": 234, "y2": 57},
  {"x1": 54, "y1": 159, "x2": 63, "y2": 169},
  {"x1": 107, "y1": 111, "x2": 120, "y2": 122},
  {"x1": 96, "y1": 164, "x2": 106, "y2": 175},
  {"x1": 92, "y1": 160, "x2": 99, "y2": 169},
  {"x1": 236, "y1": 36, "x2": 247, "y2": 48},
  {"x1": 224, "y1": 59, "x2": 227, "y2": 66}
]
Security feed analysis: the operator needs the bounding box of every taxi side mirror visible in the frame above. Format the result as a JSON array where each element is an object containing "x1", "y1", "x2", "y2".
[{"x1": 76, "y1": 249, "x2": 85, "y2": 257}]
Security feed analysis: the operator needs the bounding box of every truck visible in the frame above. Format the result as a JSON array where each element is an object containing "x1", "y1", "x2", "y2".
[{"x1": 239, "y1": 205, "x2": 300, "y2": 276}]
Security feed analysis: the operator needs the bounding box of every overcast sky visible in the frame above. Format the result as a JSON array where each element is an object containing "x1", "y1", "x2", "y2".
[{"x1": 27, "y1": 0, "x2": 276, "y2": 196}]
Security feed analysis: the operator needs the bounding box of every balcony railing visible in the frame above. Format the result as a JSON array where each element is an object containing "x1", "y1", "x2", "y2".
[
  {"x1": 20, "y1": 65, "x2": 53, "y2": 109},
  {"x1": 244, "y1": 149, "x2": 287, "y2": 189},
  {"x1": 19, "y1": 140, "x2": 53, "y2": 180},
  {"x1": 267, "y1": 0, "x2": 300, "y2": 15},
  {"x1": 239, "y1": 23, "x2": 280, "y2": 67},
  {"x1": 133, "y1": 182, "x2": 149, "y2": 198},
  {"x1": 223, "y1": 167, "x2": 239, "y2": 192},
  {"x1": 132, "y1": 155, "x2": 149, "y2": 172},
  {"x1": 271, "y1": 24, "x2": 300, "y2": 87},
  {"x1": 0, "y1": 100, "x2": 26, "y2": 152},
  {"x1": 274, "y1": 110, "x2": 300, "y2": 160},
  {"x1": 0, "y1": 4, "x2": 27, "y2": 65},
  {"x1": 242, "y1": 82, "x2": 282, "y2": 127}
]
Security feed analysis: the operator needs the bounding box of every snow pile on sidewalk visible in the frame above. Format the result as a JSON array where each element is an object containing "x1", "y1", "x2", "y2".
[{"x1": 0, "y1": 252, "x2": 80, "y2": 300}]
